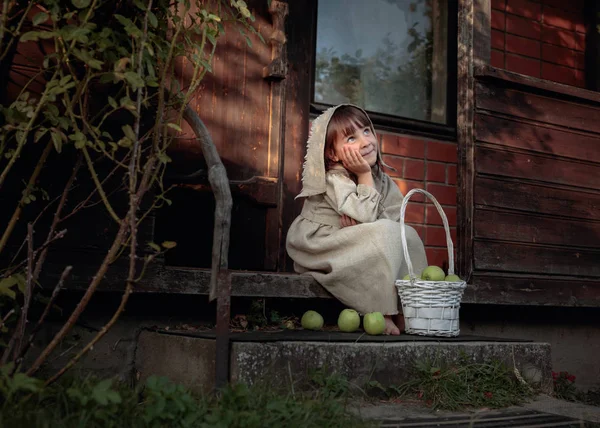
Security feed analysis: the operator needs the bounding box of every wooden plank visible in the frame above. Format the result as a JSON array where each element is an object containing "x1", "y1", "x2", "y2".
[
  {"x1": 42, "y1": 260, "x2": 600, "y2": 307},
  {"x1": 465, "y1": 273, "x2": 600, "y2": 306},
  {"x1": 473, "y1": 240, "x2": 600, "y2": 277},
  {"x1": 473, "y1": 0, "x2": 490, "y2": 66},
  {"x1": 476, "y1": 81, "x2": 600, "y2": 134},
  {"x1": 172, "y1": 0, "x2": 272, "y2": 181},
  {"x1": 41, "y1": 259, "x2": 332, "y2": 298},
  {"x1": 456, "y1": 0, "x2": 475, "y2": 281},
  {"x1": 263, "y1": 0, "x2": 289, "y2": 271},
  {"x1": 475, "y1": 113, "x2": 600, "y2": 163},
  {"x1": 475, "y1": 64, "x2": 600, "y2": 104},
  {"x1": 476, "y1": 146, "x2": 600, "y2": 191},
  {"x1": 279, "y1": 0, "x2": 317, "y2": 271},
  {"x1": 474, "y1": 209, "x2": 600, "y2": 248},
  {"x1": 474, "y1": 177, "x2": 600, "y2": 221}
]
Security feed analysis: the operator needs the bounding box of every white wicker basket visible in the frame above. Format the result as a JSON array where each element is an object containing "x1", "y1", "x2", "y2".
[{"x1": 395, "y1": 188, "x2": 467, "y2": 337}]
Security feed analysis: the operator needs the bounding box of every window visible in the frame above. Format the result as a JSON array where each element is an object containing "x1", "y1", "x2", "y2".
[{"x1": 313, "y1": 0, "x2": 456, "y2": 130}]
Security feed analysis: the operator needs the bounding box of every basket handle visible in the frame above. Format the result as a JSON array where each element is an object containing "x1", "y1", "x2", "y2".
[{"x1": 400, "y1": 188, "x2": 455, "y2": 279}]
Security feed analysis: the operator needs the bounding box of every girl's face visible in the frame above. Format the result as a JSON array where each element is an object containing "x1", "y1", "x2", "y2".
[{"x1": 330, "y1": 122, "x2": 378, "y2": 167}]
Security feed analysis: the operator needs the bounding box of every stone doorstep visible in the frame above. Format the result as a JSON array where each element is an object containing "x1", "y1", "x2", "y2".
[{"x1": 134, "y1": 331, "x2": 553, "y2": 395}]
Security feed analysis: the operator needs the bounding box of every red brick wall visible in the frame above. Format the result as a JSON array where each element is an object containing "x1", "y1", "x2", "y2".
[
  {"x1": 491, "y1": 0, "x2": 586, "y2": 88},
  {"x1": 380, "y1": 132, "x2": 457, "y2": 270}
]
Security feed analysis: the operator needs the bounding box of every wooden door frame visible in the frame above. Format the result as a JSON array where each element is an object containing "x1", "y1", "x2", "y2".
[{"x1": 456, "y1": 0, "x2": 490, "y2": 282}]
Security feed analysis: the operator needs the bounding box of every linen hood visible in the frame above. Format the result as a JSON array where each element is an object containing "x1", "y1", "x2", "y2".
[{"x1": 296, "y1": 104, "x2": 387, "y2": 199}]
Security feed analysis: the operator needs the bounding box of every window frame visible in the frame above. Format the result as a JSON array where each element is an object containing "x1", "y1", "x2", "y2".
[{"x1": 308, "y1": 0, "x2": 458, "y2": 140}]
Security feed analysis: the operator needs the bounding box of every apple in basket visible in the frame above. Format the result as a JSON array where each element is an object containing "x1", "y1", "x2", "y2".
[
  {"x1": 445, "y1": 274, "x2": 461, "y2": 282},
  {"x1": 421, "y1": 265, "x2": 445, "y2": 281}
]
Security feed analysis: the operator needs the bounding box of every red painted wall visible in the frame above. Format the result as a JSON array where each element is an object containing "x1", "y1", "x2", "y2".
[
  {"x1": 379, "y1": 133, "x2": 457, "y2": 270},
  {"x1": 491, "y1": 0, "x2": 586, "y2": 87}
]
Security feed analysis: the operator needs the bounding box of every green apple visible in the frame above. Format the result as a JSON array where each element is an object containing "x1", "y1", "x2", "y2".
[
  {"x1": 301, "y1": 310, "x2": 324, "y2": 330},
  {"x1": 337, "y1": 309, "x2": 360, "y2": 332},
  {"x1": 363, "y1": 312, "x2": 385, "y2": 335},
  {"x1": 421, "y1": 265, "x2": 445, "y2": 281},
  {"x1": 402, "y1": 274, "x2": 411, "y2": 280},
  {"x1": 445, "y1": 274, "x2": 461, "y2": 282}
]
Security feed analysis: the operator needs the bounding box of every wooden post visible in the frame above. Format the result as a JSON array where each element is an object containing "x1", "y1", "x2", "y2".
[
  {"x1": 263, "y1": 0, "x2": 289, "y2": 271},
  {"x1": 456, "y1": 0, "x2": 477, "y2": 282}
]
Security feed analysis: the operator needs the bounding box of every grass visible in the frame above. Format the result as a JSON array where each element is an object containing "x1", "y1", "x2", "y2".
[
  {"x1": 367, "y1": 356, "x2": 536, "y2": 411},
  {"x1": 0, "y1": 369, "x2": 375, "y2": 428}
]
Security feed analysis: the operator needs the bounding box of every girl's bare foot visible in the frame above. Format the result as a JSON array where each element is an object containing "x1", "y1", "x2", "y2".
[
  {"x1": 393, "y1": 313, "x2": 405, "y2": 333},
  {"x1": 384, "y1": 315, "x2": 400, "y2": 335}
]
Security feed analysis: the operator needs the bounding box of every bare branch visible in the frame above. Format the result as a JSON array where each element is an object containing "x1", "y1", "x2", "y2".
[
  {"x1": 15, "y1": 266, "x2": 72, "y2": 367},
  {"x1": 0, "y1": 141, "x2": 53, "y2": 256},
  {"x1": 32, "y1": 155, "x2": 82, "y2": 282},
  {"x1": 2, "y1": 229, "x2": 66, "y2": 279},
  {"x1": 0, "y1": 309, "x2": 15, "y2": 331},
  {"x1": 81, "y1": 147, "x2": 121, "y2": 224},
  {"x1": 182, "y1": 105, "x2": 232, "y2": 301},
  {"x1": 2, "y1": 223, "x2": 35, "y2": 366},
  {"x1": 44, "y1": 281, "x2": 133, "y2": 385}
]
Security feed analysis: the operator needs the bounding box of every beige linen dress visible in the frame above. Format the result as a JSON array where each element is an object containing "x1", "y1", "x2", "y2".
[{"x1": 285, "y1": 104, "x2": 428, "y2": 315}]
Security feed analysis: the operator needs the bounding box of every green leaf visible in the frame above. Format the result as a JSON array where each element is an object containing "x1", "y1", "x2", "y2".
[
  {"x1": 72, "y1": 0, "x2": 91, "y2": 8},
  {"x1": 148, "y1": 242, "x2": 161, "y2": 252},
  {"x1": 240, "y1": 6, "x2": 252, "y2": 19},
  {"x1": 34, "y1": 128, "x2": 48, "y2": 142},
  {"x1": 124, "y1": 71, "x2": 145, "y2": 90},
  {"x1": 122, "y1": 124, "x2": 136, "y2": 141},
  {"x1": 0, "y1": 277, "x2": 18, "y2": 299},
  {"x1": 32, "y1": 12, "x2": 49, "y2": 26},
  {"x1": 50, "y1": 131, "x2": 62, "y2": 152},
  {"x1": 206, "y1": 32, "x2": 217, "y2": 46},
  {"x1": 10, "y1": 373, "x2": 42, "y2": 394},
  {"x1": 148, "y1": 11, "x2": 158, "y2": 28},
  {"x1": 117, "y1": 137, "x2": 132, "y2": 148},
  {"x1": 14, "y1": 273, "x2": 26, "y2": 294},
  {"x1": 156, "y1": 152, "x2": 171, "y2": 164},
  {"x1": 108, "y1": 96, "x2": 118, "y2": 109},
  {"x1": 161, "y1": 241, "x2": 177, "y2": 249},
  {"x1": 167, "y1": 123, "x2": 182, "y2": 132},
  {"x1": 20, "y1": 31, "x2": 41, "y2": 42}
]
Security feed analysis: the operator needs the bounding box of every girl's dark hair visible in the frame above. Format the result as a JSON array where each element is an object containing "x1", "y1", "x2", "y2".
[{"x1": 324, "y1": 105, "x2": 379, "y2": 170}]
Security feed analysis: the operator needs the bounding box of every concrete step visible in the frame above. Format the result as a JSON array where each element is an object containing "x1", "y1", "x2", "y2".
[{"x1": 134, "y1": 329, "x2": 553, "y2": 395}]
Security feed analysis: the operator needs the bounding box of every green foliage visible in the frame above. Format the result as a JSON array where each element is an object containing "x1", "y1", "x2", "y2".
[
  {"x1": 0, "y1": 371, "x2": 373, "y2": 428},
  {"x1": 0, "y1": 0, "x2": 262, "y2": 381},
  {"x1": 142, "y1": 376, "x2": 206, "y2": 427},
  {"x1": 385, "y1": 357, "x2": 535, "y2": 410}
]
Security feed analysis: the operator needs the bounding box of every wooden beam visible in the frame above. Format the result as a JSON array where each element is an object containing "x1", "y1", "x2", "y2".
[
  {"x1": 475, "y1": 64, "x2": 600, "y2": 103},
  {"x1": 175, "y1": 176, "x2": 279, "y2": 206},
  {"x1": 279, "y1": 0, "x2": 317, "y2": 271},
  {"x1": 44, "y1": 262, "x2": 332, "y2": 298},
  {"x1": 264, "y1": 0, "x2": 289, "y2": 270},
  {"x1": 456, "y1": 0, "x2": 475, "y2": 282},
  {"x1": 473, "y1": 0, "x2": 491, "y2": 67},
  {"x1": 44, "y1": 263, "x2": 600, "y2": 307}
]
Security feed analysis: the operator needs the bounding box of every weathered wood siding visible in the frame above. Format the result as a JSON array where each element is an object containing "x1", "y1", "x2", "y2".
[{"x1": 468, "y1": 67, "x2": 600, "y2": 306}]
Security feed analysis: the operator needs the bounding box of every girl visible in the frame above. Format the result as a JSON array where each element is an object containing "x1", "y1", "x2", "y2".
[{"x1": 286, "y1": 104, "x2": 428, "y2": 335}]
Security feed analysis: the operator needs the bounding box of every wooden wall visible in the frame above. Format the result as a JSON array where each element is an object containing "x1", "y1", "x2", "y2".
[{"x1": 466, "y1": 66, "x2": 600, "y2": 306}]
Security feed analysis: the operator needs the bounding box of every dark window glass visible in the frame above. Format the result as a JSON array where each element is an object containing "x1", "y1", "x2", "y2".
[{"x1": 314, "y1": 0, "x2": 449, "y2": 124}]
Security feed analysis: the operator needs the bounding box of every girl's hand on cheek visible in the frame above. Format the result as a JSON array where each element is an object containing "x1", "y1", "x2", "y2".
[
  {"x1": 341, "y1": 147, "x2": 371, "y2": 175},
  {"x1": 340, "y1": 214, "x2": 359, "y2": 228}
]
